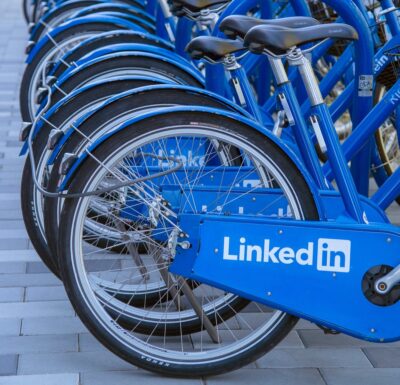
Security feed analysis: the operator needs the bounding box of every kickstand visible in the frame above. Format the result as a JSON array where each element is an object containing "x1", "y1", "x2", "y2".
[
  {"x1": 113, "y1": 215, "x2": 150, "y2": 281},
  {"x1": 177, "y1": 277, "x2": 220, "y2": 343}
]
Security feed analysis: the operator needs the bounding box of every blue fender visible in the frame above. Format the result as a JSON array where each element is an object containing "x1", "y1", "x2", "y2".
[
  {"x1": 48, "y1": 30, "x2": 175, "y2": 77},
  {"x1": 19, "y1": 75, "x2": 169, "y2": 156},
  {"x1": 58, "y1": 106, "x2": 323, "y2": 217},
  {"x1": 54, "y1": 0, "x2": 147, "y2": 7},
  {"x1": 27, "y1": 15, "x2": 144, "y2": 64},
  {"x1": 66, "y1": 43, "x2": 197, "y2": 72},
  {"x1": 48, "y1": 84, "x2": 255, "y2": 164},
  {"x1": 55, "y1": 50, "x2": 204, "y2": 87},
  {"x1": 67, "y1": 11, "x2": 155, "y2": 32},
  {"x1": 70, "y1": 3, "x2": 155, "y2": 24}
]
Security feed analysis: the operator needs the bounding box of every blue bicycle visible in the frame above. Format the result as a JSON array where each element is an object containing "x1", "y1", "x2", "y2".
[{"x1": 47, "y1": 13, "x2": 400, "y2": 376}]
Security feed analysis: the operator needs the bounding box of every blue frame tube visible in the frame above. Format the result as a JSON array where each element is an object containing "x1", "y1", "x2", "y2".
[
  {"x1": 229, "y1": 66, "x2": 264, "y2": 123},
  {"x1": 372, "y1": 166, "x2": 400, "y2": 209},
  {"x1": 312, "y1": 104, "x2": 365, "y2": 222},
  {"x1": 322, "y1": 0, "x2": 374, "y2": 196},
  {"x1": 278, "y1": 82, "x2": 328, "y2": 191},
  {"x1": 380, "y1": 0, "x2": 400, "y2": 36}
]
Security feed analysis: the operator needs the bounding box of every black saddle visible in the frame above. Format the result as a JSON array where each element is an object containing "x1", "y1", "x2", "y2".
[
  {"x1": 220, "y1": 15, "x2": 320, "y2": 40},
  {"x1": 186, "y1": 36, "x2": 244, "y2": 61},
  {"x1": 171, "y1": 0, "x2": 229, "y2": 14},
  {"x1": 244, "y1": 23, "x2": 358, "y2": 55}
]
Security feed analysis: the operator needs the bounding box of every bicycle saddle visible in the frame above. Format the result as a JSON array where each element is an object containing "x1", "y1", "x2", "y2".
[
  {"x1": 186, "y1": 36, "x2": 244, "y2": 61},
  {"x1": 171, "y1": 0, "x2": 229, "y2": 13},
  {"x1": 220, "y1": 15, "x2": 320, "y2": 40},
  {"x1": 244, "y1": 23, "x2": 358, "y2": 55}
]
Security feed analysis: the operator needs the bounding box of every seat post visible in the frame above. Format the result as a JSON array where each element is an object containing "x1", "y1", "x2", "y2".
[
  {"x1": 197, "y1": 10, "x2": 219, "y2": 31},
  {"x1": 223, "y1": 55, "x2": 264, "y2": 123},
  {"x1": 287, "y1": 47, "x2": 366, "y2": 223},
  {"x1": 287, "y1": 48, "x2": 324, "y2": 107}
]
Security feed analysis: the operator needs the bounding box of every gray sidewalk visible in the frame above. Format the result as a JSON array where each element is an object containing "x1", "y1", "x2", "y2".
[{"x1": 0, "y1": 1, "x2": 400, "y2": 384}]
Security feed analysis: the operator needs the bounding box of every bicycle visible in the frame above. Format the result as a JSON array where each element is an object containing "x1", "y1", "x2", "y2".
[{"x1": 48, "y1": 17, "x2": 400, "y2": 376}]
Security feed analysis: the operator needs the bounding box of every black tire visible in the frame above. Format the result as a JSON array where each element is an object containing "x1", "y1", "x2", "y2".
[
  {"x1": 43, "y1": 86, "x2": 243, "y2": 277},
  {"x1": 21, "y1": 77, "x2": 161, "y2": 278},
  {"x1": 23, "y1": 0, "x2": 32, "y2": 23},
  {"x1": 50, "y1": 30, "x2": 172, "y2": 78},
  {"x1": 19, "y1": 21, "x2": 133, "y2": 122},
  {"x1": 59, "y1": 110, "x2": 319, "y2": 377}
]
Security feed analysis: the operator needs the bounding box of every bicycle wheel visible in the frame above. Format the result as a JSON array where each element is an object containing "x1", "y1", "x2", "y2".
[
  {"x1": 43, "y1": 85, "x2": 245, "y2": 280},
  {"x1": 58, "y1": 109, "x2": 318, "y2": 376}
]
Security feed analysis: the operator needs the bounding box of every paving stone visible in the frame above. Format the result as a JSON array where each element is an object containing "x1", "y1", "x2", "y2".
[
  {"x1": 0, "y1": 250, "x2": 40, "y2": 263},
  {"x1": 18, "y1": 351, "x2": 134, "y2": 375},
  {"x1": 0, "y1": 374, "x2": 79, "y2": 385},
  {"x1": 78, "y1": 334, "x2": 103, "y2": 352},
  {"x1": 363, "y1": 348, "x2": 400, "y2": 368},
  {"x1": 206, "y1": 368, "x2": 325, "y2": 385},
  {"x1": 21, "y1": 316, "x2": 87, "y2": 336},
  {"x1": 0, "y1": 239, "x2": 29, "y2": 250},
  {"x1": 0, "y1": 319, "x2": 21, "y2": 336},
  {"x1": 0, "y1": 301, "x2": 74, "y2": 319},
  {"x1": 0, "y1": 287, "x2": 24, "y2": 302},
  {"x1": 0, "y1": 334, "x2": 77, "y2": 354},
  {"x1": 0, "y1": 263, "x2": 26, "y2": 274},
  {"x1": 0, "y1": 355, "x2": 18, "y2": 376},
  {"x1": 0, "y1": 200, "x2": 20, "y2": 209},
  {"x1": 256, "y1": 348, "x2": 372, "y2": 368},
  {"x1": 26, "y1": 262, "x2": 52, "y2": 274},
  {"x1": 321, "y1": 368, "x2": 400, "y2": 385},
  {"x1": 82, "y1": 370, "x2": 202, "y2": 385},
  {"x1": 294, "y1": 319, "x2": 319, "y2": 330},
  {"x1": 0, "y1": 220, "x2": 25, "y2": 230},
  {"x1": 0, "y1": 273, "x2": 60, "y2": 287},
  {"x1": 25, "y1": 286, "x2": 67, "y2": 302}
]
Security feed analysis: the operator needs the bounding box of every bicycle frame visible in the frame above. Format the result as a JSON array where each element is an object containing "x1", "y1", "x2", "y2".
[{"x1": 167, "y1": 36, "x2": 400, "y2": 345}]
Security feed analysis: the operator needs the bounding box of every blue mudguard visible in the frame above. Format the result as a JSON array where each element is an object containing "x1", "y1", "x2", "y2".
[
  {"x1": 57, "y1": 106, "x2": 323, "y2": 215},
  {"x1": 26, "y1": 15, "x2": 145, "y2": 64},
  {"x1": 70, "y1": 3, "x2": 155, "y2": 24},
  {"x1": 48, "y1": 30, "x2": 175, "y2": 77},
  {"x1": 54, "y1": 50, "x2": 204, "y2": 87},
  {"x1": 170, "y1": 214, "x2": 400, "y2": 342},
  {"x1": 67, "y1": 11, "x2": 155, "y2": 32},
  {"x1": 63, "y1": 43, "x2": 197, "y2": 72}
]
